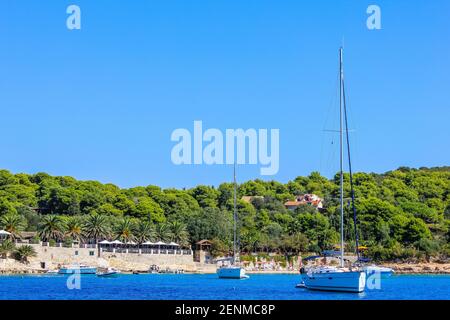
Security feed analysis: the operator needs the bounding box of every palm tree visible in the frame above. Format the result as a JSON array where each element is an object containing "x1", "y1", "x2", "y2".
[
  {"x1": 84, "y1": 214, "x2": 110, "y2": 257},
  {"x1": 38, "y1": 215, "x2": 66, "y2": 242},
  {"x1": 155, "y1": 223, "x2": 172, "y2": 242},
  {"x1": 169, "y1": 221, "x2": 189, "y2": 246},
  {"x1": 114, "y1": 217, "x2": 136, "y2": 243},
  {"x1": 0, "y1": 239, "x2": 15, "y2": 259},
  {"x1": 135, "y1": 221, "x2": 156, "y2": 244},
  {"x1": 84, "y1": 214, "x2": 110, "y2": 244},
  {"x1": 65, "y1": 217, "x2": 84, "y2": 243},
  {"x1": 0, "y1": 214, "x2": 25, "y2": 240},
  {"x1": 14, "y1": 245, "x2": 37, "y2": 264}
]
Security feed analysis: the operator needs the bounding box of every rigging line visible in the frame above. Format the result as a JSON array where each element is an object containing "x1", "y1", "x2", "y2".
[
  {"x1": 342, "y1": 80, "x2": 360, "y2": 261},
  {"x1": 320, "y1": 70, "x2": 340, "y2": 176},
  {"x1": 340, "y1": 64, "x2": 360, "y2": 175},
  {"x1": 344, "y1": 83, "x2": 360, "y2": 174}
]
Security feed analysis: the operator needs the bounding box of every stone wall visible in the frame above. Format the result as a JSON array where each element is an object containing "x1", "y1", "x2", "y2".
[{"x1": 12, "y1": 243, "x2": 197, "y2": 272}]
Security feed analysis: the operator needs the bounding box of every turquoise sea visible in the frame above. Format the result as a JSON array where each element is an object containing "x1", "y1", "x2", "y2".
[{"x1": 0, "y1": 274, "x2": 449, "y2": 300}]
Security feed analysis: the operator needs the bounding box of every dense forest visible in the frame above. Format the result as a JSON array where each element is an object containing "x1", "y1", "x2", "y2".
[{"x1": 0, "y1": 167, "x2": 449, "y2": 262}]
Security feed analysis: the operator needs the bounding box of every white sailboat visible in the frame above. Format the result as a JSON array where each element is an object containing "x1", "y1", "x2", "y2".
[
  {"x1": 217, "y1": 164, "x2": 249, "y2": 279},
  {"x1": 301, "y1": 47, "x2": 366, "y2": 293}
]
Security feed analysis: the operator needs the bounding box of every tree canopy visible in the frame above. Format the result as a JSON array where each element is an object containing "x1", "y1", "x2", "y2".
[{"x1": 0, "y1": 167, "x2": 448, "y2": 261}]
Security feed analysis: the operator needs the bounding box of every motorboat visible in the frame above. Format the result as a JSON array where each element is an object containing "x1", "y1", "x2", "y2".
[
  {"x1": 96, "y1": 267, "x2": 120, "y2": 277},
  {"x1": 46, "y1": 269, "x2": 59, "y2": 275}
]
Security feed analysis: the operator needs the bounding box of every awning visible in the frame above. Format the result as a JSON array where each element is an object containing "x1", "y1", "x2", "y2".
[
  {"x1": 168, "y1": 242, "x2": 179, "y2": 246},
  {"x1": 0, "y1": 230, "x2": 11, "y2": 235},
  {"x1": 111, "y1": 240, "x2": 123, "y2": 244},
  {"x1": 98, "y1": 240, "x2": 111, "y2": 244},
  {"x1": 155, "y1": 241, "x2": 165, "y2": 245},
  {"x1": 142, "y1": 241, "x2": 155, "y2": 245}
]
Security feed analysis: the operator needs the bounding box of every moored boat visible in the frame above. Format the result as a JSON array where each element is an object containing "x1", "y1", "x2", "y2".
[
  {"x1": 217, "y1": 265, "x2": 249, "y2": 279},
  {"x1": 46, "y1": 269, "x2": 59, "y2": 275},
  {"x1": 301, "y1": 47, "x2": 366, "y2": 293},
  {"x1": 217, "y1": 164, "x2": 249, "y2": 280},
  {"x1": 96, "y1": 267, "x2": 120, "y2": 277},
  {"x1": 301, "y1": 266, "x2": 366, "y2": 293}
]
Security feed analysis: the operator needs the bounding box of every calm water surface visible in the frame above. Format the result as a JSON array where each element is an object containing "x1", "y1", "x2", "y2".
[{"x1": 0, "y1": 274, "x2": 449, "y2": 300}]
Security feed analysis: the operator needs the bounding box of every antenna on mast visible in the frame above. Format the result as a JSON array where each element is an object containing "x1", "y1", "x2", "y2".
[{"x1": 233, "y1": 162, "x2": 238, "y2": 264}]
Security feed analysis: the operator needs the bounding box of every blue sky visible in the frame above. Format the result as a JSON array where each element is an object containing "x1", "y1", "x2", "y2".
[{"x1": 1, "y1": 0, "x2": 449, "y2": 188}]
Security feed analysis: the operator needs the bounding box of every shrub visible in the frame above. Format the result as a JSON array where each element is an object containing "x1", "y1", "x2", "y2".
[
  {"x1": 415, "y1": 238, "x2": 441, "y2": 260},
  {"x1": 0, "y1": 239, "x2": 16, "y2": 259},
  {"x1": 13, "y1": 245, "x2": 37, "y2": 264}
]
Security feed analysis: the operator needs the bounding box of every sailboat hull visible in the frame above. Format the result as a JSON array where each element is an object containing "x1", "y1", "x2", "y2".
[
  {"x1": 302, "y1": 270, "x2": 366, "y2": 293},
  {"x1": 217, "y1": 267, "x2": 248, "y2": 279},
  {"x1": 364, "y1": 266, "x2": 394, "y2": 278}
]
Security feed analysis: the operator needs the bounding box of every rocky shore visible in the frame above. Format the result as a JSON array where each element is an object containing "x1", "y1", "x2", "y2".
[{"x1": 1, "y1": 258, "x2": 450, "y2": 275}]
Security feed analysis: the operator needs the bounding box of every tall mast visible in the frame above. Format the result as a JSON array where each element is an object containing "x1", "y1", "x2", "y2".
[
  {"x1": 233, "y1": 162, "x2": 238, "y2": 264},
  {"x1": 339, "y1": 47, "x2": 345, "y2": 267}
]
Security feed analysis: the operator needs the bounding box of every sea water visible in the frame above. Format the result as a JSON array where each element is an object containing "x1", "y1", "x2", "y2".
[{"x1": 0, "y1": 274, "x2": 449, "y2": 300}]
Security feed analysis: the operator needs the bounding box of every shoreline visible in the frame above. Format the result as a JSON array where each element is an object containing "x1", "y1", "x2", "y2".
[
  {"x1": 1, "y1": 264, "x2": 450, "y2": 276},
  {"x1": 1, "y1": 271, "x2": 449, "y2": 276},
  {"x1": 379, "y1": 262, "x2": 450, "y2": 275}
]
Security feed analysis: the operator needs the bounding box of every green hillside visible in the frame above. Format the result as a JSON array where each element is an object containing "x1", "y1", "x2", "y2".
[{"x1": 0, "y1": 167, "x2": 449, "y2": 262}]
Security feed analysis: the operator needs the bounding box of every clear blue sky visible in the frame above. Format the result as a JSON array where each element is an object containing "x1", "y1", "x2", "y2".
[{"x1": 1, "y1": 0, "x2": 449, "y2": 188}]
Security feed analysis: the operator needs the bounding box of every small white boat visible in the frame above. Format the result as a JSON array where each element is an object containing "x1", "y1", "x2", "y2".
[
  {"x1": 46, "y1": 269, "x2": 59, "y2": 275},
  {"x1": 58, "y1": 264, "x2": 97, "y2": 274},
  {"x1": 96, "y1": 267, "x2": 120, "y2": 277},
  {"x1": 301, "y1": 266, "x2": 366, "y2": 293},
  {"x1": 217, "y1": 265, "x2": 249, "y2": 279},
  {"x1": 363, "y1": 265, "x2": 394, "y2": 277}
]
